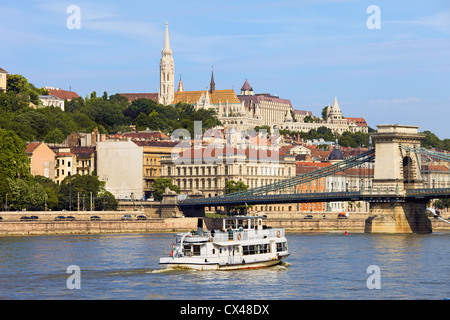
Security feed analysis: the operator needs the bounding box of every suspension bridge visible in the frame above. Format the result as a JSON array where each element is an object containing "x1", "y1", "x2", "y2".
[{"x1": 176, "y1": 125, "x2": 450, "y2": 233}]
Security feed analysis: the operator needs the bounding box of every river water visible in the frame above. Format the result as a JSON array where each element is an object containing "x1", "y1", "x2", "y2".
[{"x1": 0, "y1": 231, "x2": 448, "y2": 300}]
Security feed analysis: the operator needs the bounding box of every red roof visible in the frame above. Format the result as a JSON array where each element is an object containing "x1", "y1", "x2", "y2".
[
  {"x1": 47, "y1": 88, "x2": 80, "y2": 100},
  {"x1": 133, "y1": 140, "x2": 178, "y2": 148},
  {"x1": 122, "y1": 132, "x2": 168, "y2": 140},
  {"x1": 26, "y1": 142, "x2": 42, "y2": 154},
  {"x1": 119, "y1": 93, "x2": 158, "y2": 102},
  {"x1": 303, "y1": 145, "x2": 331, "y2": 160},
  {"x1": 346, "y1": 117, "x2": 367, "y2": 127},
  {"x1": 0, "y1": 67, "x2": 7, "y2": 73},
  {"x1": 177, "y1": 147, "x2": 289, "y2": 162}
]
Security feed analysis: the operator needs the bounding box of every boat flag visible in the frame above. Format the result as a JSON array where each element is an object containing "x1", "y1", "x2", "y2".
[{"x1": 170, "y1": 243, "x2": 175, "y2": 258}]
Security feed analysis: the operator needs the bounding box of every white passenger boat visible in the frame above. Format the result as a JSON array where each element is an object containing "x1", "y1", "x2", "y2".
[{"x1": 159, "y1": 215, "x2": 290, "y2": 270}]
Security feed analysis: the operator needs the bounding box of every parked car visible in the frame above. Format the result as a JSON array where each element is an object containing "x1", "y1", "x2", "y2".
[
  {"x1": 20, "y1": 216, "x2": 30, "y2": 221},
  {"x1": 29, "y1": 216, "x2": 39, "y2": 220},
  {"x1": 0, "y1": 216, "x2": 3, "y2": 221},
  {"x1": 90, "y1": 216, "x2": 101, "y2": 221},
  {"x1": 121, "y1": 214, "x2": 132, "y2": 221},
  {"x1": 337, "y1": 213, "x2": 348, "y2": 219},
  {"x1": 66, "y1": 216, "x2": 76, "y2": 221},
  {"x1": 304, "y1": 215, "x2": 313, "y2": 219},
  {"x1": 54, "y1": 216, "x2": 66, "y2": 221},
  {"x1": 136, "y1": 215, "x2": 148, "y2": 220}
]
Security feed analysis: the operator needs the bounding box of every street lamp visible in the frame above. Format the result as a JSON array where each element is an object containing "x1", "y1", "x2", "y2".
[{"x1": 5, "y1": 193, "x2": 8, "y2": 211}]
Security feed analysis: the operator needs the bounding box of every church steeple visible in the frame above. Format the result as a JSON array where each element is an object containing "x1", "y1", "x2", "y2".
[
  {"x1": 177, "y1": 74, "x2": 184, "y2": 92},
  {"x1": 159, "y1": 21, "x2": 175, "y2": 105},
  {"x1": 209, "y1": 66, "x2": 215, "y2": 94},
  {"x1": 163, "y1": 21, "x2": 171, "y2": 52}
]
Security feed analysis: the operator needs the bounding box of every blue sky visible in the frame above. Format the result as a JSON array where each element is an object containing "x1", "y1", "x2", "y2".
[{"x1": 2, "y1": 0, "x2": 450, "y2": 138}]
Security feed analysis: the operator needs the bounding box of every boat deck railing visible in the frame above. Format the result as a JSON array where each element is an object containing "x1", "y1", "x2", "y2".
[{"x1": 203, "y1": 227, "x2": 285, "y2": 243}]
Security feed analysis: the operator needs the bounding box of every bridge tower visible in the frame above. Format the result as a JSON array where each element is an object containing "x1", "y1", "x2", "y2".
[{"x1": 365, "y1": 124, "x2": 432, "y2": 233}]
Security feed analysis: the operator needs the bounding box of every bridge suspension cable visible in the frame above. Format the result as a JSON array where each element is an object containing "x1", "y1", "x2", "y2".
[
  {"x1": 426, "y1": 208, "x2": 450, "y2": 225},
  {"x1": 399, "y1": 145, "x2": 450, "y2": 162},
  {"x1": 217, "y1": 148, "x2": 375, "y2": 199}
]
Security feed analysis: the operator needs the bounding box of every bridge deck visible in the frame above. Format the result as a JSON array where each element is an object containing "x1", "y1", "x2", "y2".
[{"x1": 179, "y1": 188, "x2": 450, "y2": 207}]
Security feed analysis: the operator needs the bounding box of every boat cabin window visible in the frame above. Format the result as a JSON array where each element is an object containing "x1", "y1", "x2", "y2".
[
  {"x1": 223, "y1": 217, "x2": 263, "y2": 230},
  {"x1": 276, "y1": 242, "x2": 287, "y2": 252},
  {"x1": 183, "y1": 245, "x2": 201, "y2": 256},
  {"x1": 242, "y1": 244, "x2": 270, "y2": 255}
]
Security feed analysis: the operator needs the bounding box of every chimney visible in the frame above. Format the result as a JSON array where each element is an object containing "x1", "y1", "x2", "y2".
[{"x1": 197, "y1": 218, "x2": 203, "y2": 235}]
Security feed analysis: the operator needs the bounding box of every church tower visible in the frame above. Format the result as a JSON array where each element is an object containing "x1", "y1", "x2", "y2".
[
  {"x1": 209, "y1": 66, "x2": 215, "y2": 94},
  {"x1": 159, "y1": 22, "x2": 175, "y2": 105}
]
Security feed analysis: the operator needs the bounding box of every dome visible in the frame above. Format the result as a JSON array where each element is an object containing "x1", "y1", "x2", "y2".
[{"x1": 328, "y1": 147, "x2": 345, "y2": 161}]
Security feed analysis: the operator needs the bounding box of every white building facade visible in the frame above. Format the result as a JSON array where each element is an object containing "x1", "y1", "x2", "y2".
[{"x1": 97, "y1": 140, "x2": 144, "y2": 200}]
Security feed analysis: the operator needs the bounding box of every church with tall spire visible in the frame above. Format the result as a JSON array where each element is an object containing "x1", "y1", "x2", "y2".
[
  {"x1": 121, "y1": 22, "x2": 368, "y2": 134},
  {"x1": 158, "y1": 22, "x2": 175, "y2": 105}
]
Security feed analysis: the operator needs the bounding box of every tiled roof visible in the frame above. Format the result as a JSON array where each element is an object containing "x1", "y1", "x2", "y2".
[
  {"x1": 132, "y1": 140, "x2": 178, "y2": 148},
  {"x1": 122, "y1": 132, "x2": 169, "y2": 140},
  {"x1": 172, "y1": 89, "x2": 241, "y2": 104},
  {"x1": 119, "y1": 93, "x2": 158, "y2": 102},
  {"x1": 241, "y1": 79, "x2": 253, "y2": 91},
  {"x1": 56, "y1": 152, "x2": 75, "y2": 157},
  {"x1": 47, "y1": 88, "x2": 80, "y2": 100},
  {"x1": 0, "y1": 67, "x2": 7, "y2": 73},
  {"x1": 26, "y1": 142, "x2": 42, "y2": 154},
  {"x1": 70, "y1": 147, "x2": 95, "y2": 158},
  {"x1": 238, "y1": 93, "x2": 292, "y2": 107},
  {"x1": 177, "y1": 147, "x2": 288, "y2": 161},
  {"x1": 346, "y1": 117, "x2": 368, "y2": 127},
  {"x1": 293, "y1": 109, "x2": 313, "y2": 116}
]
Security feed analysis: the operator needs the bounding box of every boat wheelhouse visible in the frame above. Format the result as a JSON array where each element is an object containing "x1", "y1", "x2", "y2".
[{"x1": 159, "y1": 215, "x2": 289, "y2": 270}]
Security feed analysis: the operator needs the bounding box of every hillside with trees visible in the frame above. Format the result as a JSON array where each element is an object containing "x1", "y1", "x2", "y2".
[
  {"x1": 0, "y1": 74, "x2": 222, "y2": 144},
  {"x1": 0, "y1": 74, "x2": 221, "y2": 210}
]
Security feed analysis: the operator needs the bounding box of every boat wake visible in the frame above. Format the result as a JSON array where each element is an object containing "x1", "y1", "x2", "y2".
[{"x1": 279, "y1": 261, "x2": 292, "y2": 268}]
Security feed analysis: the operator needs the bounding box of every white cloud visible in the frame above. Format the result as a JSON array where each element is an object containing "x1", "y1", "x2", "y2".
[
  {"x1": 388, "y1": 10, "x2": 450, "y2": 33},
  {"x1": 367, "y1": 97, "x2": 422, "y2": 105}
]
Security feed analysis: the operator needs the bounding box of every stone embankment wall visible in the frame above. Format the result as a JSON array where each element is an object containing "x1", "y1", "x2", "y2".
[
  {"x1": 0, "y1": 211, "x2": 199, "y2": 236},
  {"x1": 0, "y1": 211, "x2": 448, "y2": 236}
]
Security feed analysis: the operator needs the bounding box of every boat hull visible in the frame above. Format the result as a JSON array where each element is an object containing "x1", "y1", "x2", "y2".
[{"x1": 159, "y1": 254, "x2": 289, "y2": 271}]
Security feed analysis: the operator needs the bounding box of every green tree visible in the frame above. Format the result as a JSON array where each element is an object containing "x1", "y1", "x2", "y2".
[
  {"x1": 95, "y1": 190, "x2": 118, "y2": 211},
  {"x1": 8, "y1": 179, "x2": 32, "y2": 210},
  {"x1": 321, "y1": 106, "x2": 328, "y2": 120},
  {"x1": 58, "y1": 174, "x2": 104, "y2": 210},
  {"x1": 152, "y1": 177, "x2": 180, "y2": 201},
  {"x1": 304, "y1": 115, "x2": 314, "y2": 123},
  {"x1": 6, "y1": 74, "x2": 30, "y2": 95},
  {"x1": 44, "y1": 128, "x2": 65, "y2": 144},
  {"x1": 224, "y1": 180, "x2": 249, "y2": 214},
  {"x1": 224, "y1": 180, "x2": 248, "y2": 195},
  {"x1": 33, "y1": 176, "x2": 59, "y2": 210},
  {"x1": 0, "y1": 129, "x2": 31, "y2": 203},
  {"x1": 6, "y1": 74, "x2": 42, "y2": 105},
  {"x1": 421, "y1": 130, "x2": 443, "y2": 149}
]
